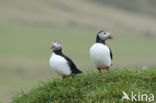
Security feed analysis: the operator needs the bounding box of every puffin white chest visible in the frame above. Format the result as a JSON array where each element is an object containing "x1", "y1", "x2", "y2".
[
  {"x1": 90, "y1": 43, "x2": 112, "y2": 68},
  {"x1": 49, "y1": 53, "x2": 71, "y2": 75}
]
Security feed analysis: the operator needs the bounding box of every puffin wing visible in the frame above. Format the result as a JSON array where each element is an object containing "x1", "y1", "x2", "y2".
[
  {"x1": 61, "y1": 54, "x2": 82, "y2": 74},
  {"x1": 109, "y1": 48, "x2": 113, "y2": 66},
  {"x1": 109, "y1": 48, "x2": 113, "y2": 60}
]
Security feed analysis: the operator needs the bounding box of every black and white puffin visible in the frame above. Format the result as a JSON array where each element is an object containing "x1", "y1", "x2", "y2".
[
  {"x1": 49, "y1": 41, "x2": 82, "y2": 79},
  {"x1": 90, "y1": 30, "x2": 114, "y2": 74}
]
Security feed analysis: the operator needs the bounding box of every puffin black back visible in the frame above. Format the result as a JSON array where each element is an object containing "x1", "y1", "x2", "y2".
[
  {"x1": 61, "y1": 53, "x2": 82, "y2": 74},
  {"x1": 49, "y1": 41, "x2": 82, "y2": 79}
]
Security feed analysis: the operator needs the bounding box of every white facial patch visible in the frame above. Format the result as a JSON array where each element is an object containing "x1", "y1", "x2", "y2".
[
  {"x1": 98, "y1": 31, "x2": 108, "y2": 40},
  {"x1": 52, "y1": 41, "x2": 62, "y2": 50}
]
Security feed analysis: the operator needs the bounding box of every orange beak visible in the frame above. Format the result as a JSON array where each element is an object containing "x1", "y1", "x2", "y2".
[
  {"x1": 50, "y1": 45, "x2": 53, "y2": 50},
  {"x1": 110, "y1": 33, "x2": 114, "y2": 39},
  {"x1": 107, "y1": 33, "x2": 114, "y2": 40}
]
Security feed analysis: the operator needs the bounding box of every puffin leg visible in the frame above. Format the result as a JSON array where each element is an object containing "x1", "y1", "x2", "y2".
[
  {"x1": 101, "y1": 66, "x2": 106, "y2": 70},
  {"x1": 62, "y1": 75, "x2": 65, "y2": 79},
  {"x1": 106, "y1": 67, "x2": 109, "y2": 72},
  {"x1": 98, "y1": 68, "x2": 102, "y2": 74},
  {"x1": 65, "y1": 76, "x2": 68, "y2": 80},
  {"x1": 62, "y1": 75, "x2": 68, "y2": 80}
]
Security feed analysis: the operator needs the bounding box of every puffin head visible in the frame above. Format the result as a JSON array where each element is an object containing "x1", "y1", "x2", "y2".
[
  {"x1": 50, "y1": 41, "x2": 62, "y2": 51},
  {"x1": 96, "y1": 30, "x2": 114, "y2": 43}
]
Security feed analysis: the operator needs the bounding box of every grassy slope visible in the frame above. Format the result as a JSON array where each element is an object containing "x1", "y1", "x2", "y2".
[
  {"x1": 0, "y1": 0, "x2": 156, "y2": 102},
  {"x1": 0, "y1": 25, "x2": 156, "y2": 103},
  {"x1": 0, "y1": 25, "x2": 156, "y2": 102},
  {"x1": 90, "y1": 0, "x2": 156, "y2": 17},
  {"x1": 11, "y1": 69, "x2": 156, "y2": 103},
  {"x1": 0, "y1": 0, "x2": 156, "y2": 36},
  {"x1": 0, "y1": 25, "x2": 155, "y2": 63}
]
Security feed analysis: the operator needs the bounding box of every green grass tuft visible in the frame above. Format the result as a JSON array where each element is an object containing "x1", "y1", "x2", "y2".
[{"x1": 11, "y1": 68, "x2": 156, "y2": 103}]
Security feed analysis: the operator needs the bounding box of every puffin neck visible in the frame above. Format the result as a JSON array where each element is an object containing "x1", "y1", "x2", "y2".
[
  {"x1": 96, "y1": 39, "x2": 106, "y2": 44},
  {"x1": 96, "y1": 35, "x2": 106, "y2": 44},
  {"x1": 53, "y1": 49, "x2": 63, "y2": 55}
]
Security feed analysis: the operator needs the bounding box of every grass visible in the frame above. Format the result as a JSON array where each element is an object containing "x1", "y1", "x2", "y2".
[
  {"x1": 90, "y1": 0, "x2": 156, "y2": 17},
  {"x1": 0, "y1": 0, "x2": 156, "y2": 102},
  {"x1": 0, "y1": 25, "x2": 156, "y2": 61},
  {"x1": 11, "y1": 68, "x2": 156, "y2": 103},
  {"x1": 0, "y1": 25, "x2": 156, "y2": 102},
  {"x1": 1, "y1": 0, "x2": 156, "y2": 36}
]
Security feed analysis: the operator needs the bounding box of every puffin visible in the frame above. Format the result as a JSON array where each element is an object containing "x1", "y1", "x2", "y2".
[
  {"x1": 90, "y1": 30, "x2": 114, "y2": 74},
  {"x1": 49, "y1": 41, "x2": 82, "y2": 79}
]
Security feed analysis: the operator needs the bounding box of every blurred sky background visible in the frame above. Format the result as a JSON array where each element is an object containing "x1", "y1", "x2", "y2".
[{"x1": 0, "y1": 0, "x2": 156, "y2": 102}]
